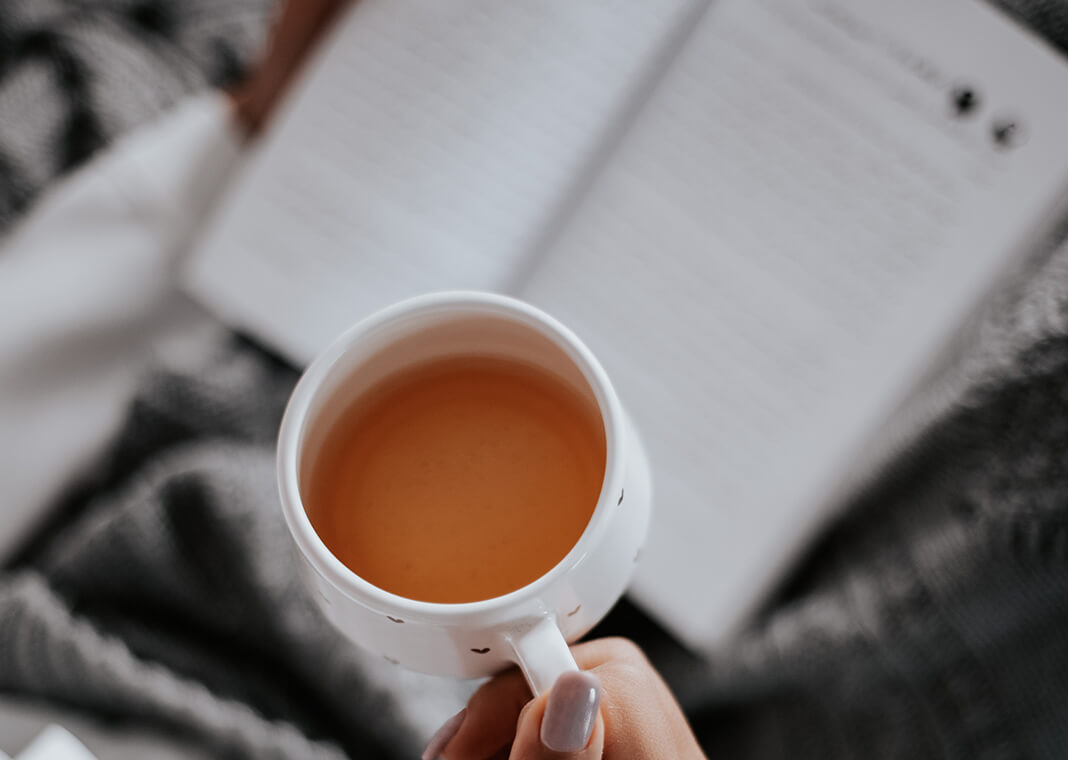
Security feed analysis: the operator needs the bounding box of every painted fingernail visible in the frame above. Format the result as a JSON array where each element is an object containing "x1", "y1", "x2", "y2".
[
  {"x1": 422, "y1": 708, "x2": 466, "y2": 760},
  {"x1": 540, "y1": 670, "x2": 601, "y2": 753}
]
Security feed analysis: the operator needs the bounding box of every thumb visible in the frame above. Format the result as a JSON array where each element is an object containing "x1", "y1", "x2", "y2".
[{"x1": 511, "y1": 671, "x2": 604, "y2": 759}]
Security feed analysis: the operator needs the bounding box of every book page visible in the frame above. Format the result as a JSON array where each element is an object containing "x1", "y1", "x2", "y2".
[
  {"x1": 519, "y1": 0, "x2": 1068, "y2": 651},
  {"x1": 183, "y1": 0, "x2": 699, "y2": 364}
]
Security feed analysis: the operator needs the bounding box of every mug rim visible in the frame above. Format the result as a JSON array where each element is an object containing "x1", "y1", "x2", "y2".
[{"x1": 277, "y1": 290, "x2": 626, "y2": 625}]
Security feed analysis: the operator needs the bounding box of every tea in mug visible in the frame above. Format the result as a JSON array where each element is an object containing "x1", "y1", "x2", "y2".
[{"x1": 304, "y1": 354, "x2": 606, "y2": 603}]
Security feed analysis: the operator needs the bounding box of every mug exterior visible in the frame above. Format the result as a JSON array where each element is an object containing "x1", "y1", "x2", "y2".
[{"x1": 277, "y1": 292, "x2": 651, "y2": 691}]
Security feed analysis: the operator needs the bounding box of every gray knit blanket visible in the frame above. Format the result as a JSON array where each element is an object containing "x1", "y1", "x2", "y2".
[{"x1": 3, "y1": 1, "x2": 1068, "y2": 758}]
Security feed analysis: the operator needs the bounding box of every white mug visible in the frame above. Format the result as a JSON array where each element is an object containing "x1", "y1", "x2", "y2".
[{"x1": 277, "y1": 291, "x2": 652, "y2": 696}]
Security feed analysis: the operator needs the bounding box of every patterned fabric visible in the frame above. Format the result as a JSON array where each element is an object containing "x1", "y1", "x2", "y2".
[
  {"x1": 0, "y1": 0, "x2": 273, "y2": 235},
  {"x1": 2, "y1": 338, "x2": 424, "y2": 758},
  {"x1": 2, "y1": 1, "x2": 1068, "y2": 758}
]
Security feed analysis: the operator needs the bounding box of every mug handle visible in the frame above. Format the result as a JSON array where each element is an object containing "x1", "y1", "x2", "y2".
[{"x1": 505, "y1": 615, "x2": 579, "y2": 695}]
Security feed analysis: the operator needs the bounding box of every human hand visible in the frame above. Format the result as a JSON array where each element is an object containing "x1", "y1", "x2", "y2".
[
  {"x1": 423, "y1": 637, "x2": 707, "y2": 760},
  {"x1": 228, "y1": 0, "x2": 350, "y2": 135}
]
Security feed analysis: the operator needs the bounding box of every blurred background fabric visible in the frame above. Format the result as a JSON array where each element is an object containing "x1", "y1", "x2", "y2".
[
  {"x1": 2, "y1": 1, "x2": 1068, "y2": 758},
  {"x1": 0, "y1": 0, "x2": 273, "y2": 235},
  {"x1": 2, "y1": 338, "x2": 426, "y2": 758}
]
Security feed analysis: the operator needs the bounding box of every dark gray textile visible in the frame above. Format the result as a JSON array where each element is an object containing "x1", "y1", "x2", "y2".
[
  {"x1": 683, "y1": 238, "x2": 1068, "y2": 758},
  {"x1": 2, "y1": 338, "x2": 422, "y2": 758},
  {"x1": 3, "y1": 1, "x2": 1068, "y2": 759}
]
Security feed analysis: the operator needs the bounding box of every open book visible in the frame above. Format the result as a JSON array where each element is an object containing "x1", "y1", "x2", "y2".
[{"x1": 184, "y1": 0, "x2": 1068, "y2": 654}]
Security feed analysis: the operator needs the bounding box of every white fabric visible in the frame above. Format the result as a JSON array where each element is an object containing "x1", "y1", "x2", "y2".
[
  {"x1": 14, "y1": 726, "x2": 96, "y2": 760},
  {"x1": 0, "y1": 93, "x2": 242, "y2": 561}
]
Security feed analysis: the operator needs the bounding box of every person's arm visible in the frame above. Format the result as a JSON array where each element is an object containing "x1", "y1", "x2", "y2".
[
  {"x1": 228, "y1": 0, "x2": 351, "y2": 135},
  {"x1": 424, "y1": 638, "x2": 707, "y2": 760}
]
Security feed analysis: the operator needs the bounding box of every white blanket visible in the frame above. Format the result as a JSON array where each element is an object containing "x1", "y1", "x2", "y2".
[{"x1": 0, "y1": 94, "x2": 240, "y2": 560}]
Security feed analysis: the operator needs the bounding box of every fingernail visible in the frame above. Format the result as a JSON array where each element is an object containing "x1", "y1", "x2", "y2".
[
  {"x1": 540, "y1": 671, "x2": 601, "y2": 753},
  {"x1": 422, "y1": 708, "x2": 466, "y2": 760}
]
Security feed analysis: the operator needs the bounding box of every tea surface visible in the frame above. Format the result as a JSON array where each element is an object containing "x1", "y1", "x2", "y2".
[{"x1": 305, "y1": 355, "x2": 606, "y2": 603}]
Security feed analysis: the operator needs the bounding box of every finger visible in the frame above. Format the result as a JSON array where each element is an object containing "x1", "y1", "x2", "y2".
[
  {"x1": 423, "y1": 709, "x2": 467, "y2": 760},
  {"x1": 509, "y1": 670, "x2": 604, "y2": 760},
  {"x1": 435, "y1": 637, "x2": 644, "y2": 760},
  {"x1": 568, "y1": 637, "x2": 651, "y2": 671},
  {"x1": 570, "y1": 638, "x2": 704, "y2": 760},
  {"x1": 437, "y1": 668, "x2": 531, "y2": 760}
]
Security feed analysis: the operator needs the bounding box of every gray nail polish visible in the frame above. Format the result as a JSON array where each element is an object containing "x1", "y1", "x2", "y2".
[
  {"x1": 540, "y1": 671, "x2": 602, "y2": 753},
  {"x1": 422, "y1": 708, "x2": 466, "y2": 760}
]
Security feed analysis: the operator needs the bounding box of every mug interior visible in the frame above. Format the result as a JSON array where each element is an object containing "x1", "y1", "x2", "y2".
[{"x1": 289, "y1": 298, "x2": 620, "y2": 611}]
